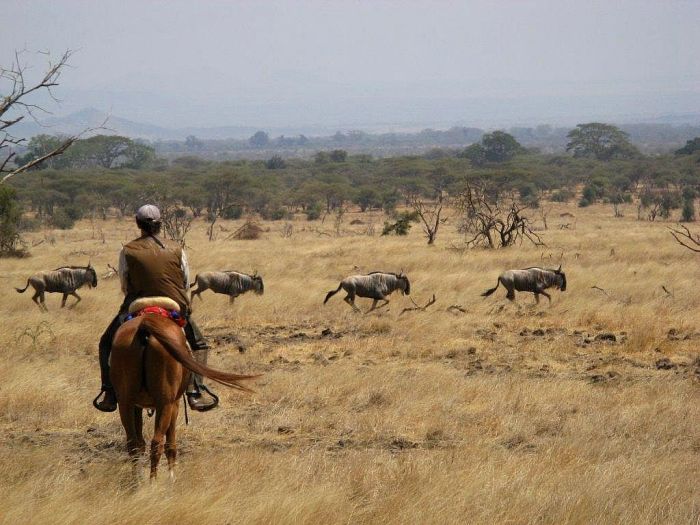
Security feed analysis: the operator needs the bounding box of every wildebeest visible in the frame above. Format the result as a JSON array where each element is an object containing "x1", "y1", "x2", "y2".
[
  {"x1": 190, "y1": 271, "x2": 264, "y2": 303},
  {"x1": 15, "y1": 264, "x2": 98, "y2": 309},
  {"x1": 324, "y1": 271, "x2": 411, "y2": 313},
  {"x1": 481, "y1": 266, "x2": 566, "y2": 304}
]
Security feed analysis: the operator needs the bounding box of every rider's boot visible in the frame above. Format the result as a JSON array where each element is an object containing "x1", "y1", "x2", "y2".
[
  {"x1": 185, "y1": 318, "x2": 218, "y2": 411},
  {"x1": 94, "y1": 316, "x2": 119, "y2": 412}
]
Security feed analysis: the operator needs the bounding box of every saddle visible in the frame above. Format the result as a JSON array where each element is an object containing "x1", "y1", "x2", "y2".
[{"x1": 126, "y1": 296, "x2": 186, "y2": 327}]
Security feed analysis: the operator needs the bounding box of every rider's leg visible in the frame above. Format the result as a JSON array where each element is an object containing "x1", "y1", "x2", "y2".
[
  {"x1": 94, "y1": 314, "x2": 121, "y2": 412},
  {"x1": 184, "y1": 316, "x2": 218, "y2": 411}
]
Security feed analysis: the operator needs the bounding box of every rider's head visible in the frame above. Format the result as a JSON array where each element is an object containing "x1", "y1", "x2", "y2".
[{"x1": 135, "y1": 204, "x2": 162, "y2": 235}]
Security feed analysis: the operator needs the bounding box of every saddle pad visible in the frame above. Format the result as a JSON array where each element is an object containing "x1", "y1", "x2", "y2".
[{"x1": 128, "y1": 296, "x2": 180, "y2": 314}]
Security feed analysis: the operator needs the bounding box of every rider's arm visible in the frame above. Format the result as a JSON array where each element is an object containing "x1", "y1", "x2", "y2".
[
  {"x1": 180, "y1": 248, "x2": 190, "y2": 289},
  {"x1": 118, "y1": 248, "x2": 128, "y2": 295}
]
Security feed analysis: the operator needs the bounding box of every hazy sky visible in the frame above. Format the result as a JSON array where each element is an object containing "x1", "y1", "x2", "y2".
[{"x1": 3, "y1": 0, "x2": 700, "y2": 130}]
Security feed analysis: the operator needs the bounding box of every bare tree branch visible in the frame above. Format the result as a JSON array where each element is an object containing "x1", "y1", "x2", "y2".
[
  {"x1": 0, "y1": 49, "x2": 107, "y2": 184},
  {"x1": 668, "y1": 224, "x2": 700, "y2": 253}
]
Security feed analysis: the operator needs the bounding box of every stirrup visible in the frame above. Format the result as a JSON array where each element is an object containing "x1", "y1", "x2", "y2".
[
  {"x1": 186, "y1": 384, "x2": 219, "y2": 412},
  {"x1": 92, "y1": 389, "x2": 117, "y2": 412}
]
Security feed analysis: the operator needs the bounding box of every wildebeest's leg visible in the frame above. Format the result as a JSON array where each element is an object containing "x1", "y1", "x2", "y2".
[
  {"x1": 344, "y1": 292, "x2": 361, "y2": 313},
  {"x1": 505, "y1": 284, "x2": 516, "y2": 301},
  {"x1": 32, "y1": 291, "x2": 43, "y2": 309},
  {"x1": 150, "y1": 403, "x2": 176, "y2": 479},
  {"x1": 61, "y1": 293, "x2": 68, "y2": 308},
  {"x1": 164, "y1": 402, "x2": 179, "y2": 480},
  {"x1": 191, "y1": 287, "x2": 203, "y2": 301},
  {"x1": 229, "y1": 294, "x2": 237, "y2": 304},
  {"x1": 534, "y1": 292, "x2": 540, "y2": 304},
  {"x1": 540, "y1": 290, "x2": 552, "y2": 303},
  {"x1": 39, "y1": 292, "x2": 48, "y2": 311},
  {"x1": 69, "y1": 291, "x2": 81, "y2": 308},
  {"x1": 366, "y1": 299, "x2": 379, "y2": 313}
]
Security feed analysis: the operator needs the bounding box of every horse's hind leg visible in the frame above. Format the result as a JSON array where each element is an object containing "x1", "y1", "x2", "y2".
[
  {"x1": 134, "y1": 408, "x2": 146, "y2": 454},
  {"x1": 118, "y1": 402, "x2": 141, "y2": 460},
  {"x1": 150, "y1": 403, "x2": 176, "y2": 479},
  {"x1": 164, "y1": 402, "x2": 179, "y2": 480}
]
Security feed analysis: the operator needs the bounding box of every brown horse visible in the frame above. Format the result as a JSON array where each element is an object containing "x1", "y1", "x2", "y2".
[{"x1": 110, "y1": 313, "x2": 257, "y2": 479}]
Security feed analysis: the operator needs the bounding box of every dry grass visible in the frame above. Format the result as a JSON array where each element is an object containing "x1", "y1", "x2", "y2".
[{"x1": 0, "y1": 201, "x2": 698, "y2": 524}]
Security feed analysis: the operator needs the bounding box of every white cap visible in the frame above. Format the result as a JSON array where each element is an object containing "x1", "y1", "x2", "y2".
[{"x1": 135, "y1": 204, "x2": 161, "y2": 222}]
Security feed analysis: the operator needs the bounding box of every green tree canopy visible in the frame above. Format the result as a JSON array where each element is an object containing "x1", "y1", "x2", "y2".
[{"x1": 566, "y1": 123, "x2": 639, "y2": 161}]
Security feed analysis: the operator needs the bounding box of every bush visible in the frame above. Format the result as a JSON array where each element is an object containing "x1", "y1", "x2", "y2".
[
  {"x1": 262, "y1": 207, "x2": 292, "y2": 221},
  {"x1": 681, "y1": 199, "x2": 695, "y2": 222},
  {"x1": 382, "y1": 211, "x2": 419, "y2": 236},
  {"x1": 223, "y1": 205, "x2": 243, "y2": 220},
  {"x1": 305, "y1": 203, "x2": 322, "y2": 221},
  {"x1": 50, "y1": 207, "x2": 76, "y2": 230},
  {"x1": 551, "y1": 189, "x2": 575, "y2": 202}
]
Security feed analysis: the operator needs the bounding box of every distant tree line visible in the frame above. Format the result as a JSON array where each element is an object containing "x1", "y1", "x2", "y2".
[{"x1": 2, "y1": 124, "x2": 697, "y2": 248}]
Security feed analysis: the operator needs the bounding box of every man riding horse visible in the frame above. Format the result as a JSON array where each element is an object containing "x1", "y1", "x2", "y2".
[{"x1": 93, "y1": 204, "x2": 218, "y2": 412}]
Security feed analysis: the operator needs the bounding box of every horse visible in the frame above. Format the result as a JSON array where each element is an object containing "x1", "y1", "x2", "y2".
[{"x1": 109, "y1": 299, "x2": 258, "y2": 479}]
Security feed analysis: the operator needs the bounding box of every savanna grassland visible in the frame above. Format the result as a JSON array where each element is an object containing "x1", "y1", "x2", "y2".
[{"x1": 0, "y1": 201, "x2": 698, "y2": 525}]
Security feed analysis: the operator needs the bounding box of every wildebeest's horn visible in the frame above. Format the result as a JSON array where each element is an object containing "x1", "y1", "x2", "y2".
[{"x1": 557, "y1": 264, "x2": 562, "y2": 272}]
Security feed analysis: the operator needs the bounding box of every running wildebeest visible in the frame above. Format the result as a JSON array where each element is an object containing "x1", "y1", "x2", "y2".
[
  {"x1": 15, "y1": 264, "x2": 98, "y2": 310},
  {"x1": 481, "y1": 266, "x2": 566, "y2": 304},
  {"x1": 190, "y1": 270, "x2": 264, "y2": 303},
  {"x1": 324, "y1": 271, "x2": 411, "y2": 313}
]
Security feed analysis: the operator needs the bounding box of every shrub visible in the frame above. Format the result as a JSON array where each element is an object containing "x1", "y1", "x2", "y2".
[
  {"x1": 551, "y1": 189, "x2": 575, "y2": 202},
  {"x1": 681, "y1": 199, "x2": 695, "y2": 222},
  {"x1": 305, "y1": 203, "x2": 322, "y2": 221},
  {"x1": 223, "y1": 205, "x2": 243, "y2": 220},
  {"x1": 382, "y1": 211, "x2": 418, "y2": 236},
  {"x1": 50, "y1": 207, "x2": 76, "y2": 230}
]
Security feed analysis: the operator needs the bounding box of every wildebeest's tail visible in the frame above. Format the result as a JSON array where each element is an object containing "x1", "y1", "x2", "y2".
[
  {"x1": 324, "y1": 283, "x2": 343, "y2": 304},
  {"x1": 138, "y1": 315, "x2": 258, "y2": 392},
  {"x1": 481, "y1": 278, "x2": 500, "y2": 297},
  {"x1": 15, "y1": 279, "x2": 31, "y2": 293},
  {"x1": 189, "y1": 275, "x2": 198, "y2": 289}
]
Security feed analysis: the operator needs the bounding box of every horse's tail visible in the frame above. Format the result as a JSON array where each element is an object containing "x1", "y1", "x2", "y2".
[
  {"x1": 481, "y1": 278, "x2": 500, "y2": 297},
  {"x1": 324, "y1": 283, "x2": 343, "y2": 304},
  {"x1": 15, "y1": 279, "x2": 31, "y2": 293},
  {"x1": 138, "y1": 315, "x2": 258, "y2": 392}
]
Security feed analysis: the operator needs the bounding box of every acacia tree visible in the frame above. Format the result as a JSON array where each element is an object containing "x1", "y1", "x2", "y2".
[
  {"x1": 566, "y1": 123, "x2": 639, "y2": 161},
  {"x1": 405, "y1": 191, "x2": 447, "y2": 245},
  {"x1": 455, "y1": 182, "x2": 543, "y2": 249}
]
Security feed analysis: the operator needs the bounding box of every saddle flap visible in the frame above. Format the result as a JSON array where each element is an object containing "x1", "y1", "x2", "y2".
[{"x1": 128, "y1": 296, "x2": 180, "y2": 314}]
